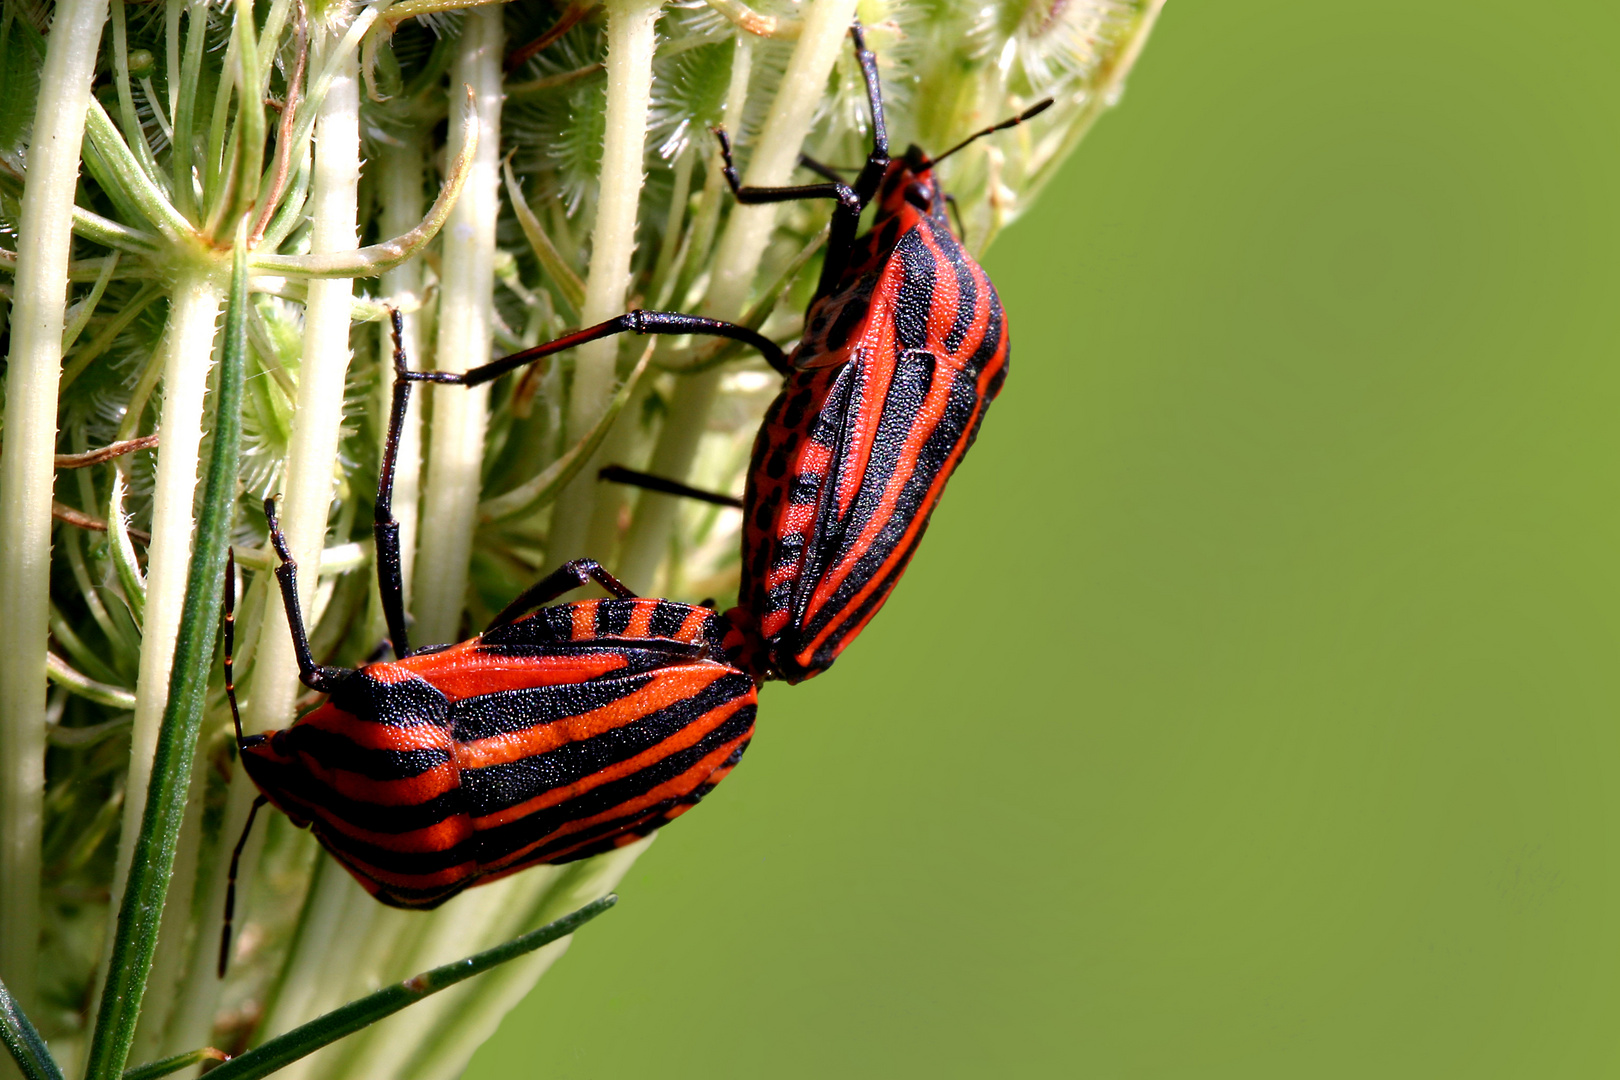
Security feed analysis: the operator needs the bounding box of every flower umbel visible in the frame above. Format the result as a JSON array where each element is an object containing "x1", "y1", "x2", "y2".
[{"x1": 0, "y1": 1, "x2": 1162, "y2": 1078}]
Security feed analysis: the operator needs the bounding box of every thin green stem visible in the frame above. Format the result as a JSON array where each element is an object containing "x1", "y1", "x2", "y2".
[
  {"x1": 119, "y1": 1047, "x2": 226, "y2": 1080},
  {"x1": 104, "y1": 268, "x2": 225, "y2": 969},
  {"x1": 502, "y1": 159, "x2": 585, "y2": 317},
  {"x1": 59, "y1": 284, "x2": 164, "y2": 392},
  {"x1": 229, "y1": 0, "x2": 266, "y2": 226},
  {"x1": 0, "y1": 978, "x2": 63, "y2": 1080},
  {"x1": 81, "y1": 231, "x2": 248, "y2": 1080},
  {"x1": 396, "y1": 849, "x2": 644, "y2": 1080},
  {"x1": 0, "y1": 0, "x2": 111, "y2": 1019},
  {"x1": 70, "y1": 206, "x2": 163, "y2": 256},
  {"x1": 250, "y1": 93, "x2": 477, "y2": 279},
  {"x1": 169, "y1": 0, "x2": 210, "y2": 223},
  {"x1": 60, "y1": 253, "x2": 121, "y2": 354},
  {"x1": 109, "y1": 0, "x2": 168, "y2": 195},
  {"x1": 203, "y1": 897, "x2": 615, "y2": 1080},
  {"x1": 478, "y1": 345, "x2": 655, "y2": 524}
]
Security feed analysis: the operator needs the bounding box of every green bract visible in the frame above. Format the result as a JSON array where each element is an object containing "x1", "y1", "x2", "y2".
[{"x1": 0, "y1": 1, "x2": 1160, "y2": 1078}]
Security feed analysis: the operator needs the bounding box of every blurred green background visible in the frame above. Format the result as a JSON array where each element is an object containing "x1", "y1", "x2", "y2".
[{"x1": 468, "y1": 1, "x2": 1620, "y2": 1075}]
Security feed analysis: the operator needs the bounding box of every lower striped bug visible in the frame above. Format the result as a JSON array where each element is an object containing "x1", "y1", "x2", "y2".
[{"x1": 218, "y1": 313, "x2": 762, "y2": 973}]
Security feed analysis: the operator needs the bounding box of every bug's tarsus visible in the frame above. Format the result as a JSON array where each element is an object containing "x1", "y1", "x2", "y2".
[
  {"x1": 598, "y1": 464, "x2": 745, "y2": 510},
  {"x1": 218, "y1": 793, "x2": 269, "y2": 978},
  {"x1": 487, "y1": 558, "x2": 639, "y2": 631},
  {"x1": 264, "y1": 496, "x2": 344, "y2": 692}
]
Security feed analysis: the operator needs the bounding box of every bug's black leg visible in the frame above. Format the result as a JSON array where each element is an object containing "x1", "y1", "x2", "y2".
[
  {"x1": 598, "y1": 465, "x2": 744, "y2": 510},
  {"x1": 264, "y1": 496, "x2": 345, "y2": 693},
  {"x1": 404, "y1": 308, "x2": 793, "y2": 385},
  {"x1": 218, "y1": 793, "x2": 268, "y2": 978},
  {"x1": 849, "y1": 22, "x2": 889, "y2": 187},
  {"x1": 487, "y1": 558, "x2": 639, "y2": 631},
  {"x1": 375, "y1": 308, "x2": 415, "y2": 658},
  {"x1": 712, "y1": 128, "x2": 861, "y2": 209}
]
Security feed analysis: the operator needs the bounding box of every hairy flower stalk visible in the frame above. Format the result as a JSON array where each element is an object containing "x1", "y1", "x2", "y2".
[
  {"x1": 545, "y1": 0, "x2": 666, "y2": 566},
  {"x1": 0, "y1": 1, "x2": 1163, "y2": 1077},
  {"x1": 413, "y1": 5, "x2": 504, "y2": 644},
  {"x1": 619, "y1": 0, "x2": 859, "y2": 589},
  {"x1": 0, "y1": 0, "x2": 111, "y2": 1026}
]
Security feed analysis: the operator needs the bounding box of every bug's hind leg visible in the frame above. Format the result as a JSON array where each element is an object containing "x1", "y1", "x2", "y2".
[
  {"x1": 597, "y1": 465, "x2": 744, "y2": 510},
  {"x1": 375, "y1": 307, "x2": 788, "y2": 656},
  {"x1": 487, "y1": 558, "x2": 640, "y2": 631}
]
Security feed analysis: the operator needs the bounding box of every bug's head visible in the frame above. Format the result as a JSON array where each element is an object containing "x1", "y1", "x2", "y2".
[
  {"x1": 876, "y1": 150, "x2": 951, "y2": 228},
  {"x1": 238, "y1": 728, "x2": 313, "y2": 828},
  {"x1": 881, "y1": 100, "x2": 1056, "y2": 234}
]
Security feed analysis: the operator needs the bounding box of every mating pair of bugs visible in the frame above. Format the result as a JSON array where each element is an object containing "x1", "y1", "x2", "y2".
[{"x1": 219, "y1": 26, "x2": 1045, "y2": 971}]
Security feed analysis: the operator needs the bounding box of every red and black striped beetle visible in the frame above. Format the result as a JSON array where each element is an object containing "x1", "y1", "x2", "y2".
[
  {"x1": 219, "y1": 315, "x2": 763, "y2": 971},
  {"x1": 608, "y1": 25, "x2": 1049, "y2": 682}
]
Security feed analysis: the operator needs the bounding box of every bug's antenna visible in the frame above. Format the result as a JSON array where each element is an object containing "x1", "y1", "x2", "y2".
[
  {"x1": 218, "y1": 794, "x2": 269, "y2": 977},
  {"x1": 929, "y1": 99, "x2": 1055, "y2": 167}
]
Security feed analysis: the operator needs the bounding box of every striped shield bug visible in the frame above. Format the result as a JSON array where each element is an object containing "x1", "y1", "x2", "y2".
[
  {"x1": 608, "y1": 26, "x2": 1050, "y2": 682},
  {"x1": 218, "y1": 314, "x2": 762, "y2": 972}
]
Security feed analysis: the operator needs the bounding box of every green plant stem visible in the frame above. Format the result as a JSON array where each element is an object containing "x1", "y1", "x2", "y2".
[
  {"x1": 257, "y1": 862, "x2": 376, "y2": 1080},
  {"x1": 0, "y1": 0, "x2": 111, "y2": 1020},
  {"x1": 104, "y1": 268, "x2": 226, "y2": 965},
  {"x1": 119, "y1": 1046, "x2": 226, "y2": 1080},
  {"x1": 202, "y1": 897, "x2": 615, "y2": 1080},
  {"x1": 0, "y1": 977, "x2": 63, "y2": 1080},
  {"x1": 397, "y1": 844, "x2": 648, "y2": 1080},
  {"x1": 82, "y1": 232, "x2": 248, "y2": 1080},
  {"x1": 413, "y1": 7, "x2": 505, "y2": 645},
  {"x1": 620, "y1": 0, "x2": 858, "y2": 589},
  {"x1": 108, "y1": 0, "x2": 167, "y2": 195},
  {"x1": 545, "y1": 0, "x2": 668, "y2": 569}
]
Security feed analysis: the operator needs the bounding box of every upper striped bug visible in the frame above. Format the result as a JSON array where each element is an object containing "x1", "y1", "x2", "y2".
[
  {"x1": 218, "y1": 313, "x2": 762, "y2": 973},
  {"x1": 609, "y1": 25, "x2": 1050, "y2": 682}
]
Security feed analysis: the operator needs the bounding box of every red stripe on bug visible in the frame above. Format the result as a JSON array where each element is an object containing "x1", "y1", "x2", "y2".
[
  {"x1": 470, "y1": 691, "x2": 751, "y2": 827},
  {"x1": 454, "y1": 665, "x2": 735, "y2": 770},
  {"x1": 480, "y1": 732, "x2": 753, "y2": 872},
  {"x1": 394, "y1": 643, "x2": 630, "y2": 702}
]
